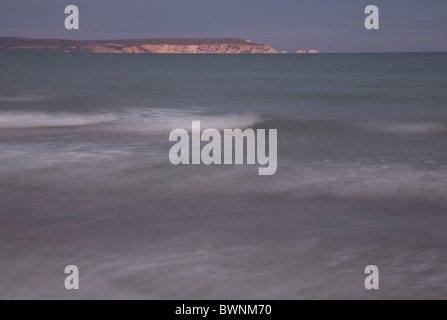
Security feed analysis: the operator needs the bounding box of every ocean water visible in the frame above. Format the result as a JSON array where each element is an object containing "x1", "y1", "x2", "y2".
[{"x1": 0, "y1": 53, "x2": 446, "y2": 299}]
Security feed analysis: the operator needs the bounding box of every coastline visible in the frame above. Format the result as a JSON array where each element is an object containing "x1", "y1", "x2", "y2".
[{"x1": 0, "y1": 37, "x2": 279, "y2": 54}]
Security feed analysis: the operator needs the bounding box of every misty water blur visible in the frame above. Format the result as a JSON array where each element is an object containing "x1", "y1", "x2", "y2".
[{"x1": 0, "y1": 53, "x2": 447, "y2": 299}]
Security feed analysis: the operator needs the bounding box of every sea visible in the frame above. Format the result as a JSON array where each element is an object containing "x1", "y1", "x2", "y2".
[{"x1": 0, "y1": 53, "x2": 446, "y2": 299}]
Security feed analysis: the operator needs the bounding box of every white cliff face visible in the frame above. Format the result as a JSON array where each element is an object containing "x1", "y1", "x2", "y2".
[
  {"x1": 113, "y1": 43, "x2": 277, "y2": 54},
  {"x1": 0, "y1": 38, "x2": 279, "y2": 54}
]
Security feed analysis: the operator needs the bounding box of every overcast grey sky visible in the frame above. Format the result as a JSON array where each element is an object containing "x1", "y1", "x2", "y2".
[{"x1": 0, "y1": 0, "x2": 446, "y2": 52}]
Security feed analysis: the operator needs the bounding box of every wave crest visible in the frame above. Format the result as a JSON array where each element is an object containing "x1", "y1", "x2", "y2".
[
  {"x1": 0, "y1": 108, "x2": 263, "y2": 133},
  {"x1": 362, "y1": 122, "x2": 446, "y2": 135}
]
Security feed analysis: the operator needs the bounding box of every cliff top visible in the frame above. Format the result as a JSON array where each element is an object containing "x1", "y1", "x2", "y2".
[
  {"x1": 0, "y1": 37, "x2": 278, "y2": 54},
  {"x1": 0, "y1": 37, "x2": 265, "y2": 47}
]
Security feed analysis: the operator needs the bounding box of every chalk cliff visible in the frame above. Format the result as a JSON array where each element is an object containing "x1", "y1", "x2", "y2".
[{"x1": 0, "y1": 37, "x2": 278, "y2": 54}]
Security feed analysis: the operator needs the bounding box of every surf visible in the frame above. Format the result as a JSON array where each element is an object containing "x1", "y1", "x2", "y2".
[{"x1": 0, "y1": 109, "x2": 264, "y2": 133}]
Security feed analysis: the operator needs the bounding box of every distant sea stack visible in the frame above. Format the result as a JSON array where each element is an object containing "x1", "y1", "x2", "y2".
[
  {"x1": 0, "y1": 37, "x2": 279, "y2": 54},
  {"x1": 296, "y1": 49, "x2": 320, "y2": 54}
]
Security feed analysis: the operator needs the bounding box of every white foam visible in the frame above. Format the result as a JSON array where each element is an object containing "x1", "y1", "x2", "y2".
[
  {"x1": 1, "y1": 142, "x2": 447, "y2": 203},
  {"x1": 0, "y1": 108, "x2": 263, "y2": 133},
  {"x1": 0, "y1": 112, "x2": 116, "y2": 128},
  {"x1": 148, "y1": 160, "x2": 447, "y2": 203},
  {"x1": 362, "y1": 122, "x2": 446, "y2": 135},
  {"x1": 115, "y1": 111, "x2": 263, "y2": 134}
]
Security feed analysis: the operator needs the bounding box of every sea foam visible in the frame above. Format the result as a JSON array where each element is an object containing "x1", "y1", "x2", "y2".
[
  {"x1": 0, "y1": 109, "x2": 263, "y2": 133},
  {"x1": 362, "y1": 122, "x2": 446, "y2": 135}
]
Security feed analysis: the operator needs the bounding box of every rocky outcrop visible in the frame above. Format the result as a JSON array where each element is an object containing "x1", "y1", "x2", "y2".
[{"x1": 0, "y1": 37, "x2": 278, "y2": 54}]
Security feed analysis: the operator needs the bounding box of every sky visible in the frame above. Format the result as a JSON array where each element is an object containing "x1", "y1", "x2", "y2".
[{"x1": 0, "y1": 0, "x2": 446, "y2": 53}]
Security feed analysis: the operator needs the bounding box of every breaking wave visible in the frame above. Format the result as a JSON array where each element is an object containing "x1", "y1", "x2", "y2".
[
  {"x1": 0, "y1": 108, "x2": 263, "y2": 133},
  {"x1": 0, "y1": 111, "x2": 116, "y2": 128},
  {"x1": 362, "y1": 122, "x2": 446, "y2": 135}
]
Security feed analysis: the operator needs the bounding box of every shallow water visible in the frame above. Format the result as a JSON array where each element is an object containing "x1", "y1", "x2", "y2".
[{"x1": 0, "y1": 53, "x2": 446, "y2": 299}]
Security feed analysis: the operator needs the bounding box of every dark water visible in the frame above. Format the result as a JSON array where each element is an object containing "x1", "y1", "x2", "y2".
[{"x1": 0, "y1": 53, "x2": 446, "y2": 299}]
